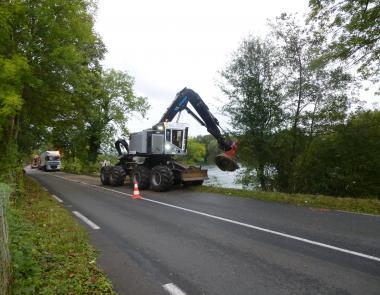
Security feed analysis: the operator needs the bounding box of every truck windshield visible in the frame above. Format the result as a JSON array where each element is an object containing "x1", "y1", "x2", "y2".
[{"x1": 46, "y1": 156, "x2": 60, "y2": 161}]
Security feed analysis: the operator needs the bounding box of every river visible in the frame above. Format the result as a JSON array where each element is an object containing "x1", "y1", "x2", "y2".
[{"x1": 202, "y1": 165, "x2": 244, "y2": 189}]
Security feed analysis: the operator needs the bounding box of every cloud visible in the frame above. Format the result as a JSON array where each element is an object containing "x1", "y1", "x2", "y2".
[{"x1": 95, "y1": 0, "x2": 308, "y2": 135}]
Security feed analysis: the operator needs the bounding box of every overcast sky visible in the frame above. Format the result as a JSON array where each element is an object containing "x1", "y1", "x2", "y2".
[{"x1": 94, "y1": 0, "x2": 376, "y2": 136}]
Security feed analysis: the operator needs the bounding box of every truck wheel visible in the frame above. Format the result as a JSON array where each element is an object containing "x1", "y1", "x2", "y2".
[
  {"x1": 110, "y1": 166, "x2": 126, "y2": 186},
  {"x1": 150, "y1": 165, "x2": 173, "y2": 192},
  {"x1": 131, "y1": 166, "x2": 150, "y2": 190},
  {"x1": 100, "y1": 166, "x2": 112, "y2": 185}
]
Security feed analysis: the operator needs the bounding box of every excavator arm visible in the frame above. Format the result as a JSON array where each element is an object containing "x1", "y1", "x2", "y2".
[
  {"x1": 159, "y1": 88, "x2": 231, "y2": 151},
  {"x1": 158, "y1": 88, "x2": 238, "y2": 171}
]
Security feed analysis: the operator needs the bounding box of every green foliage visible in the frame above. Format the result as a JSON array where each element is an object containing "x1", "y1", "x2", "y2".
[
  {"x1": 220, "y1": 36, "x2": 285, "y2": 190},
  {"x1": 308, "y1": 0, "x2": 380, "y2": 80},
  {"x1": 193, "y1": 135, "x2": 220, "y2": 164},
  {"x1": 294, "y1": 110, "x2": 380, "y2": 197},
  {"x1": 220, "y1": 14, "x2": 359, "y2": 194},
  {"x1": 270, "y1": 14, "x2": 357, "y2": 137},
  {"x1": 184, "y1": 138, "x2": 206, "y2": 165},
  {"x1": 81, "y1": 69, "x2": 149, "y2": 162},
  {"x1": 8, "y1": 176, "x2": 115, "y2": 294},
  {"x1": 8, "y1": 206, "x2": 41, "y2": 294},
  {"x1": 61, "y1": 154, "x2": 118, "y2": 175},
  {"x1": 0, "y1": 0, "x2": 106, "y2": 174},
  {"x1": 61, "y1": 157, "x2": 84, "y2": 175},
  {"x1": 0, "y1": 0, "x2": 149, "y2": 175}
]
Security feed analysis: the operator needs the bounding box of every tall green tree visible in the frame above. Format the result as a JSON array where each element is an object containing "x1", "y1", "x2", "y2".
[
  {"x1": 0, "y1": 0, "x2": 106, "y2": 168},
  {"x1": 270, "y1": 14, "x2": 357, "y2": 139},
  {"x1": 84, "y1": 69, "x2": 149, "y2": 162},
  {"x1": 220, "y1": 37, "x2": 285, "y2": 190},
  {"x1": 308, "y1": 0, "x2": 380, "y2": 80},
  {"x1": 269, "y1": 14, "x2": 357, "y2": 191}
]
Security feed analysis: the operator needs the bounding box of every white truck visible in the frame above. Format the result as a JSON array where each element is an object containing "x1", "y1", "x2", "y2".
[{"x1": 39, "y1": 151, "x2": 61, "y2": 171}]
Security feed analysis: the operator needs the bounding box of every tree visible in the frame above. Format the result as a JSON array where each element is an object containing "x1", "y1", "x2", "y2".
[
  {"x1": 294, "y1": 110, "x2": 380, "y2": 197},
  {"x1": 184, "y1": 138, "x2": 206, "y2": 165},
  {"x1": 0, "y1": 0, "x2": 106, "y2": 168},
  {"x1": 220, "y1": 14, "x2": 358, "y2": 192},
  {"x1": 84, "y1": 69, "x2": 149, "y2": 162},
  {"x1": 308, "y1": 0, "x2": 380, "y2": 80},
  {"x1": 193, "y1": 135, "x2": 220, "y2": 164},
  {"x1": 269, "y1": 14, "x2": 357, "y2": 191},
  {"x1": 220, "y1": 37, "x2": 285, "y2": 190},
  {"x1": 271, "y1": 14, "x2": 357, "y2": 137}
]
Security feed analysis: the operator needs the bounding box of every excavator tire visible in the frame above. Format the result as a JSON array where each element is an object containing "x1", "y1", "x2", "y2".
[
  {"x1": 100, "y1": 166, "x2": 112, "y2": 185},
  {"x1": 110, "y1": 165, "x2": 126, "y2": 187},
  {"x1": 131, "y1": 165, "x2": 151, "y2": 190},
  {"x1": 150, "y1": 165, "x2": 173, "y2": 192}
]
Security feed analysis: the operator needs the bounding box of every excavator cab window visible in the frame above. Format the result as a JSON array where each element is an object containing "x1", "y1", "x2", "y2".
[{"x1": 171, "y1": 129, "x2": 183, "y2": 149}]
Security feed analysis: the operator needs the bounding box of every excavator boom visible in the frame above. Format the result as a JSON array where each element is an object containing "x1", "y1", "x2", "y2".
[{"x1": 158, "y1": 88, "x2": 239, "y2": 171}]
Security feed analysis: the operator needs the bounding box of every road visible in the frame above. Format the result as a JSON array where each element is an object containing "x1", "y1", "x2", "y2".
[{"x1": 27, "y1": 168, "x2": 380, "y2": 295}]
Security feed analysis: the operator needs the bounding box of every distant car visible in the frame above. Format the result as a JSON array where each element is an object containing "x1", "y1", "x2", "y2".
[{"x1": 39, "y1": 151, "x2": 61, "y2": 171}]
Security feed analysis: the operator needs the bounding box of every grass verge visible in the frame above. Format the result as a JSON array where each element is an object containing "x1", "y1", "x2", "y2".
[
  {"x1": 190, "y1": 186, "x2": 380, "y2": 215},
  {"x1": 8, "y1": 176, "x2": 115, "y2": 294}
]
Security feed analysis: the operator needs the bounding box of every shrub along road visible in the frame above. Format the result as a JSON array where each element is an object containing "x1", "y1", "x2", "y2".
[{"x1": 27, "y1": 168, "x2": 380, "y2": 295}]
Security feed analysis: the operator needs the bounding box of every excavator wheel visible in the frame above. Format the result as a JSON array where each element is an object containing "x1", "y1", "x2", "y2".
[
  {"x1": 131, "y1": 165, "x2": 151, "y2": 190},
  {"x1": 110, "y1": 165, "x2": 126, "y2": 186},
  {"x1": 100, "y1": 166, "x2": 112, "y2": 185},
  {"x1": 150, "y1": 165, "x2": 174, "y2": 192}
]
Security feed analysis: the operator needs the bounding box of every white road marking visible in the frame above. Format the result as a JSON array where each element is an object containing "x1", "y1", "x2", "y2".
[
  {"x1": 87, "y1": 183, "x2": 133, "y2": 197},
  {"x1": 142, "y1": 197, "x2": 380, "y2": 263},
  {"x1": 45, "y1": 173, "x2": 380, "y2": 262},
  {"x1": 51, "y1": 194, "x2": 63, "y2": 203},
  {"x1": 336, "y1": 210, "x2": 380, "y2": 217},
  {"x1": 72, "y1": 211, "x2": 100, "y2": 230},
  {"x1": 163, "y1": 283, "x2": 187, "y2": 295},
  {"x1": 48, "y1": 173, "x2": 133, "y2": 196}
]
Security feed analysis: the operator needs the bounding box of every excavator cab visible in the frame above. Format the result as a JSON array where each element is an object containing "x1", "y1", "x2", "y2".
[{"x1": 162, "y1": 122, "x2": 189, "y2": 156}]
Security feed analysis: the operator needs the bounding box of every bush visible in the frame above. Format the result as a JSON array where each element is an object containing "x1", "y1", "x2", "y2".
[
  {"x1": 294, "y1": 110, "x2": 380, "y2": 197},
  {"x1": 8, "y1": 177, "x2": 115, "y2": 294},
  {"x1": 62, "y1": 154, "x2": 118, "y2": 175}
]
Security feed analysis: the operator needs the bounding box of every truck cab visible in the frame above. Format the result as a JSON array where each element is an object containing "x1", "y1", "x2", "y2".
[{"x1": 39, "y1": 151, "x2": 61, "y2": 171}]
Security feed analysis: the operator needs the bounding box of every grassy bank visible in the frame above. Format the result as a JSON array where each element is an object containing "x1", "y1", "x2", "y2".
[
  {"x1": 190, "y1": 186, "x2": 380, "y2": 215},
  {"x1": 8, "y1": 176, "x2": 115, "y2": 294}
]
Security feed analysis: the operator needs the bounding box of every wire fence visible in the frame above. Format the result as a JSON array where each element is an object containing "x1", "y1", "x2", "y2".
[{"x1": 0, "y1": 183, "x2": 11, "y2": 295}]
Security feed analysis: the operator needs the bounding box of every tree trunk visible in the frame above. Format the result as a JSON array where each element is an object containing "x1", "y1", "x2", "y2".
[
  {"x1": 291, "y1": 52, "x2": 303, "y2": 162},
  {"x1": 87, "y1": 135, "x2": 100, "y2": 163},
  {"x1": 257, "y1": 163, "x2": 267, "y2": 191}
]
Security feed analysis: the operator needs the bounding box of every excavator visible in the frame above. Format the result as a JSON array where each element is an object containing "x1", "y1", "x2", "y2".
[{"x1": 100, "y1": 88, "x2": 239, "y2": 191}]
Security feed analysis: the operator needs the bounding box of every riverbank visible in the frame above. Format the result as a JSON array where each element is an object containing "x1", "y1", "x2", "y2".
[
  {"x1": 190, "y1": 186, "x2": 380, "y2": 215},
  {"x1": 7, "y1": 176, "x2": 115, "y2": 294}
]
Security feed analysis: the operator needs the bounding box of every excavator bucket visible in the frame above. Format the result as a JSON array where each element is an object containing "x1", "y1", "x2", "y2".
[{"x1": 215, "y1": 142, "x2": 239, "y2": 172}]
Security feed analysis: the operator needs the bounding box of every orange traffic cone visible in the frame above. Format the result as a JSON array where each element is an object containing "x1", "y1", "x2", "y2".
[{"x1": 132, "y1": 178, "x2": 142, "y2": 199}]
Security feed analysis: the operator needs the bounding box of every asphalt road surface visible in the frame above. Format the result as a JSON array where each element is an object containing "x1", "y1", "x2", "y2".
[{"x1": 27, "y1": 168, "x2": 380, "y2": 295}]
